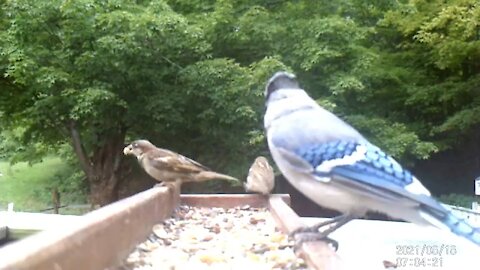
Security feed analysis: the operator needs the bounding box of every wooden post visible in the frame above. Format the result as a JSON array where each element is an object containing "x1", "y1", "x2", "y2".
[
  {"x1": 0, "y1": 226, "x2": 7, "y2": 242},
  {"x1": 52, "y1": 189, "x2": 60, "y2": 214}
]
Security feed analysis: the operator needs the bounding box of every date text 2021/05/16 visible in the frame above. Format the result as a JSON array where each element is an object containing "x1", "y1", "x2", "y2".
[{"x1": 396, "y1": 244, "x2": 457, "y2": 257}]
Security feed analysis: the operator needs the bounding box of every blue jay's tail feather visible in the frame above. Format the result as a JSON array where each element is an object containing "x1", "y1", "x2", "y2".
[
  {"x1": 329, "y1": 163, "x2": 480, "y2": 246},
  {"x1": 421, "y1": 205, "x2": 480, "y2": 246}
]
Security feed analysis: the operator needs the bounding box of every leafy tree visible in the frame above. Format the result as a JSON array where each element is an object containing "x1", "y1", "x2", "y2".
[
  {"x1": 382, "y1": 0, "x2": 480, "y2": 151},
  {"x1": 1, "y1": 0, "x2": 280, "y2": 205},
  {"x1": 169, "y1": 0, "x2": 437, "y2": 164},
  {"x1": 3, "y1": 0, "x2": 477, "y2": 205}
]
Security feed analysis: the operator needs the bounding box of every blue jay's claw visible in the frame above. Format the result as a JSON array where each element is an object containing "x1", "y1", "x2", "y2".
[
  {"x1": 293, "y1": 232, "x2": 339, "y2": 252},
  {"x1": 290, "y1": 214, "x2": 353, "y2": 252},
  {"x1": 290, "y1": 214, "x2": 354, "y2": 238}
]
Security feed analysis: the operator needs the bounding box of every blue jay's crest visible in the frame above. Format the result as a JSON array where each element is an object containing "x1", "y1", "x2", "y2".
[{"x1": 265, "y1": 71, "x2": 300, "y2": 100}]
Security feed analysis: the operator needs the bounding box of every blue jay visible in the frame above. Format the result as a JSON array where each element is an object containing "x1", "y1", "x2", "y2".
[{"x1": 264, "y1": 71, "x2": 480, "y2": 248}]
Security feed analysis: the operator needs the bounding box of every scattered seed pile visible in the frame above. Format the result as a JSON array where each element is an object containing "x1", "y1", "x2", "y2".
[{"x1": 122, "y1": 205, "x2": 307, "y2": 270}]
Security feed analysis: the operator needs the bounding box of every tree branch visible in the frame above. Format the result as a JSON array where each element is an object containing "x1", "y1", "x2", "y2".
[
  {"x1": 112, "y1": 140, "x2": 123, "y2": 173},
  {"x1": 68, "y1": 120, "x2": 92, "y2": 177}
]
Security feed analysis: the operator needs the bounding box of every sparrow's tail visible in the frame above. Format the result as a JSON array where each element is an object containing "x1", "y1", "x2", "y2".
[
  {"x1": 421, "y1": 204, "x2": 480, "y2": 246},
  {"x1": 194, "y1": 171, "x2": 240, "y2": 183}
]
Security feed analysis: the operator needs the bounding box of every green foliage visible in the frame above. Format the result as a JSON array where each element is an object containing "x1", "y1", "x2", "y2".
[
  {"x1": 1, "y1": 0, "x2": 478, "y2": 200},
  {"x1": 345, "y1": 115, "x2": 438, "y2": 166},
  {"x1": 42, "y1": 167, "x2": 87, "y2": 205},
  {"x1": 413, "y1": 3, "x2": 480, "y2": 70},
  {"x1": 382, "y1": 0, "x2": 480, "y2": 148},
  {"x1": 2, "y1": 0, "x2": 212, "y2": 147},
  {"x1": 438, "y1": 193, "x2": 479, "y2": 208},
  {"x1": 1, "y1": 0, "x2": 288, "y2": 193},
  {"x1": 0, "y1": 128, "x2": 53, "y2": 165},
  {"x1": 0, "y1": 157, "x2": 85, "y2": 211},
  {"x1": 53, "y1": 143, "x2": 88, "y2": 201}
]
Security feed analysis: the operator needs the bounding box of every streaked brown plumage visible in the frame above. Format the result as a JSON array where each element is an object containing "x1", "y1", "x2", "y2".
[
  {"x1": 123, "y1": 140, "x2": 239, "y2": 184},
  {"x1": 244, "y1": 156, "x2": 275, "y2": 195}
]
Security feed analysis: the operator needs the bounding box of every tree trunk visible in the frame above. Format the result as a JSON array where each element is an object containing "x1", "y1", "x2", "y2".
[
  {"x1": 69, "y1": 121, "x2": 128, "y2": 206},
  {"x1": 88, "y1": 133, "x2": 127, "y2": 206},
  {"x1": 88, "y1": 172, "x2": 120, "y2": 207}
]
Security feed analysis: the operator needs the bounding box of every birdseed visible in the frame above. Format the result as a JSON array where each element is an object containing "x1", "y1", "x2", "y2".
[{"x1": 121, "y1": 205, "x2": 307, "y2": 270}]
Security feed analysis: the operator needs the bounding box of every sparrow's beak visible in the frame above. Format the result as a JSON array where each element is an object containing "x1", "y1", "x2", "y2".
[{"x1": 123, "y1": 145, "x2": 133, "y2": 155}]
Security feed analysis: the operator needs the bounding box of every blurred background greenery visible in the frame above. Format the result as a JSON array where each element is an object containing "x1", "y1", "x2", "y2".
[{"x1": 1, "y1": 0, "x2": 479, "y2": 210}]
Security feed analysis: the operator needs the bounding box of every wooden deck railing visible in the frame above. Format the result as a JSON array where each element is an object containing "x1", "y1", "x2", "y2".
[
  {"x1": 0, "y1": 184, "x2": 337, "y2": 270},
  {"x1": 2, "y1": 185, "x2": 479, "y2": 270}
]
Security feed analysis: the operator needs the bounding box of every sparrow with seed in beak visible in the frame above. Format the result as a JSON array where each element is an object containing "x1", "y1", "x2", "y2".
[{"x1": 124, "y1": 140, "x2": 239, "y2": 185}]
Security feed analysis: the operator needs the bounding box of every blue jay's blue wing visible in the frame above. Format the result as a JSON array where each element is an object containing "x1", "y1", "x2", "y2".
[
  {"x1": 298, "y1": 141, "x2": 417, "y2": 188},
  {"x1": 296, "y1": 141, "x2": 406, "y2": 178},
  {"x1": 295, "y1": 141, "x2": 411, "y2": 185},
  {"x1": 290, "y1": 140, "x2": 445, "y2": 210},
  {"x1": 276, "y1": 138, "x2": 480, "y2": 245}
]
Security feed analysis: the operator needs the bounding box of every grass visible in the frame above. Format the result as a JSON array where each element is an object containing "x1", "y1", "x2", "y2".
[{"x1": 0, "y1": 157, "x2": 70, "y2": 212}]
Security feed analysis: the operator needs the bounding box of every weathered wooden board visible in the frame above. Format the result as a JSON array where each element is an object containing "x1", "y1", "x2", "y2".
[
  {"x1": 269, "y1": 196, "x2": 344, "y2": 270},
  {"x1": 0, "y1": 211, "x2": 81, "y2": 240},
  {"x1": 181, "y1": 193, "x2": 290, "y2": 208},
  {"x1": 0, "y1": 227, "x2": 6, "y2": 242},
  {"x1": 0, "y1": 187, "x2": 288, "y2": 270},
  {"x1": 2, "y1": 189, "x2": 476, "y2": 270},
  {"x1": 0, "y1": 184, "x2": 179, "y2": 270}
]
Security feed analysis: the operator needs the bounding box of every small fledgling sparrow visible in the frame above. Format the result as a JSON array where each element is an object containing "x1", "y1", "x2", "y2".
[
  {"x1": 124, "y1": 140, "x2": 239, "y2": 184},
  {"x1": 244, "y1": 156, "x2": 275, "y2": 195}
]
